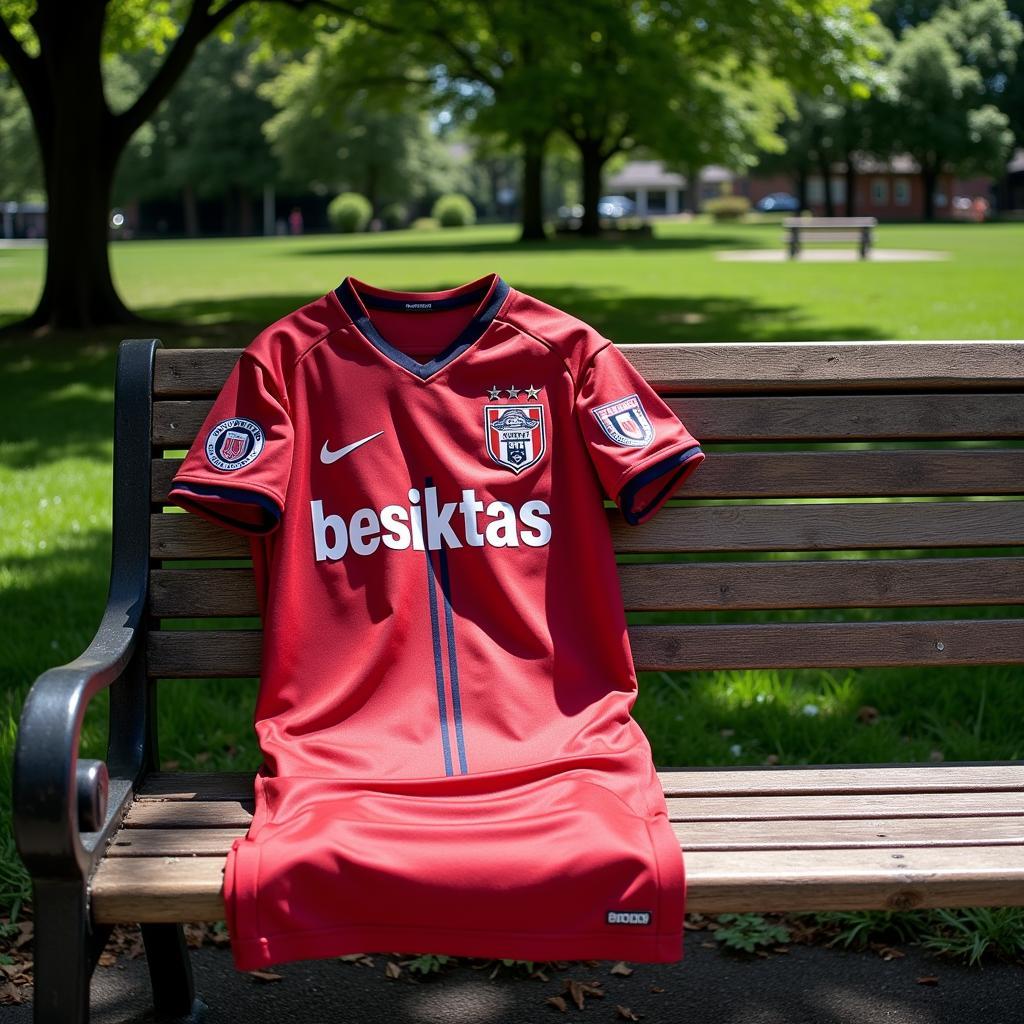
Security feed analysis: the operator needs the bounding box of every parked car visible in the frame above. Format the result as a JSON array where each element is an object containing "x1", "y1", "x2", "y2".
[
  {"x1": 755, "y1": 192, "x2": 800, "y2": 213},
  {"x1": 597, "y1": 195, "x2": 636, "y2": 218}
]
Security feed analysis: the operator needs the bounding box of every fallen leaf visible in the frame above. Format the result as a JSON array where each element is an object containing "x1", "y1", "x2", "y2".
[
  {"x1": 616, "y1": 1006, "x2": 642, "y2": 1021},
  {"x1": 563, "y1": 978, "x2": 604, "y2": 1009},
  {"x1": 385, "y1": 961, "x2": 402, "y2": 979},
  {"x1": 879, "y1": 947, "x2": 905, "y2": 961},
  {"x1": 610, "y1": 961, "x2": 634, "y2": 976},
  {"x1": 916, "y1": 975, "x2": 939, "y2": 986},
  {"x1": 248, "y1": 970, "x2": 283, "y2": 983},
  {"x1": 650, "y1": 985, "x2": 665, "y2": 993},
  {"x1": 545, "y1": 995, "x2": 568, "y2": 1012},
  {"x1": 97, "y1": 951, "x2": 118, "y2": 967}
]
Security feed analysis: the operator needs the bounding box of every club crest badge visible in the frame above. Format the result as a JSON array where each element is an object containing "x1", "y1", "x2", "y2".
[
  {"x1": 592, "y1": 393, "x2": 655, "y2": 448},
  {"x1": 205, "y1": 417, "x2": 265, "y2": 471},
  {"x1": 484, "y1": 404, "x2": 546, "y2": 474}
]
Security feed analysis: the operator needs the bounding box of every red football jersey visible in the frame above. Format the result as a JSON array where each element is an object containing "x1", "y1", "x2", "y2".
[{"x1": 169, "y1": 272, "x2": 705, "y2": 971}]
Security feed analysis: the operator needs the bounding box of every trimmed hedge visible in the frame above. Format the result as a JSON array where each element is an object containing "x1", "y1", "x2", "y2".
[{"x1": 328, "y1": 192, "x2": 373, "y2": 233}]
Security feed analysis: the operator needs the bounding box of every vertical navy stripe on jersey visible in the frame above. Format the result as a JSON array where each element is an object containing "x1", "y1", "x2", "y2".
[
  {"x1": 424, "y1": 542, "x2": 454, "y2": 776},
  {"x1": 437, "y1": 543, "x2": 468, "y2": 774}
]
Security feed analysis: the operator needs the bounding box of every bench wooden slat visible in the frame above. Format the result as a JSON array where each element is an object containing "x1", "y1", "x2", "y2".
[
  {"x1": 122, "y1": 790, "x2": 1024, "y2": 828},
  {"x1": 146, "y1": 619, "x2": 1024, "y2": 676},
  {"x1": 785, "y1": 231, "x2": 868, "y2": 242},
  {"x1": 784, "y1": 217, "x2": 877, "y2": 228},
  {"x1": 151, "y1": 557, "x2": 1024, "y2": 617},
  {"x1": 135, "y1": 765, "x2": 1024, "y2": 801},
  {"x1": 151, "y1": 450, "x2": 1024, "y2": 503},
  {"x1": 151, "y1": 501, "x2": 1024, "y2": 559},
  {"x1": 88, "y1": 843, "x2": 1024, "y2": 922},
  {"x1": 153, "y1": 394, "x2": 1024, "y2": 445},
  {"x1": 106, "y1": 816, "x2": 1024, "y2": 858},
  {"x1": 153, "y1": 343, "x2": 1024, "y2": 397}
]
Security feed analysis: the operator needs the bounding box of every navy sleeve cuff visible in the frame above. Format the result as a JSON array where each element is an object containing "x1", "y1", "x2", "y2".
[
  {"x1": 170, "y1": 481, "x2": 283, "y2": 535},
  {"x1": 619, "y1": 444, "x2": 704, "y2": 526}
]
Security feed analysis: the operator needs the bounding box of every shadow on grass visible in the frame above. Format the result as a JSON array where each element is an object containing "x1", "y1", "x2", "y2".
[
  {"x1": 0, "y1": 340, "x2": 118, "y2": 469},
  {"x1": 124, "y1": 288, "x2": 886, "y2": 348},
  {"x1": 287, "y1": 230, "x2": 768, "y2": 260}
]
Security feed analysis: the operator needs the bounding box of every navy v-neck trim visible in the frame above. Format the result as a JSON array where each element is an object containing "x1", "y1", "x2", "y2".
[{"x1": 334, "y1": 273, "x2": 511, "y2": 381}]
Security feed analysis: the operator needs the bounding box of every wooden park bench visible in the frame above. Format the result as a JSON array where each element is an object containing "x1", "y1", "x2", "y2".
[
  {"x1": 13, "y1": 337, "x2": 1024, "y2": 1023},
  {"x1": 784, "y1": 216, "x2": 877, "y2": 259}
]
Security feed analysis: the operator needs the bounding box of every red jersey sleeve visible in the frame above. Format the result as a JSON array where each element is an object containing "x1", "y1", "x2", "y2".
[
  {"x1": 575, "y1": 342, "x2": 705, "y2": 525},
  {"x1": 167, "y1": 351, "x2": 293, "y2": 535}
]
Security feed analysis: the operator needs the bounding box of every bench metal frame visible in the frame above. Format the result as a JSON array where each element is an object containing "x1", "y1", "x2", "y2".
[{"x1": 13, "y1": 337, "x2": 1024, "y2": 1024}]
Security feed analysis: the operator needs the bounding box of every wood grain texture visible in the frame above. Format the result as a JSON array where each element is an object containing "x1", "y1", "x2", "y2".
[
  {"x1": 151, "y1": 450, "x2": 1024, "y2": 502},
  {"x1": 89, "y1": 844, "x2": 1024, "y2": 921},
  {"x1": 150, "y1": 500, "x2": 1024, "y2": 559},
  {"x1": 153, "y1": 342, "x2": 1024, "y2": 397},
  {"x1": 135, "y1": 765, "x2": 1024, "y2": 801},
  {"x1": 150, "y1": 558, "x2": 1024, "y2": 617},
  {"x1": 146, "y1": 619, "x2": 1024, "y2": 676},
  {"x1": 105, "y1": 817, "x2": 1024, "y2": 858},
  {"x1": 121, "y1": 790, "x2": 1024, "y2": 826},
  {"x1": 152, "y1": 393, "x2": 1024, "y2": 445}
]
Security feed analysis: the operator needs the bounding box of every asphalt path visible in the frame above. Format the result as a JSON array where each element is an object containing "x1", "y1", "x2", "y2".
[{"x1": 6, "y1": 930, "x2": 1022, "y2": 1024}]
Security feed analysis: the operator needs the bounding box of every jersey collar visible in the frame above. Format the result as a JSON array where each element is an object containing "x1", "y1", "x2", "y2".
[{"x1": 333, "y1": 272, "x2": 511, "y2": 381}]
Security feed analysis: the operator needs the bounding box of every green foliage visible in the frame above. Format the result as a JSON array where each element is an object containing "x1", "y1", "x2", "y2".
[
  {"x1": 380, "y1": 202, "x2": 408, "y2": 230},
  {"x1": 922, "y1": 908, "x2": 1024, "y2": 965},
  {"x1": 431, "y1": 193, "x2": 476, "y2": 227},
  {"x1": 714, "y1": 914, "x2": 791, "y2": 952},
  {"x1": 327, "y1": 192, "x2": 372, "y2": 233},
  {"x1": 411, "y1": 216, "x2": 439, "y2": 230},
  {"x1": 813, "y1": 910, "x2": 931, "y2": 949},
  {"x1": 703, "y1": 195, "x2": 752, "y2": 221},
  {"x1": 404, "y1": 953, "x2": 454, "y2": 974},
  {"x1": 878, "y1": 0, "x2": 1021, "y2": 180},
  {"x1": 0, "y1": 69, "x2": 40, "y2": 200}
]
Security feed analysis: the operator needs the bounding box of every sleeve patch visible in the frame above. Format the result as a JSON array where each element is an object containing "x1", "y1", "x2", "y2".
[
  {"x1": 205, "y1": 417, "x2": 266, "y2": 471},
  {"x1": 592, "y1": 394, "x2": 655, "y2": 448}
]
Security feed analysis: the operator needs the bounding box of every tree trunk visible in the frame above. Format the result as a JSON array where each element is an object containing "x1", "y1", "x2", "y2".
[
  {"x1": 796, "y1": 165, "x2": 809, "y2": 213},
  {"x1": 19, "y1": 5, "x2": 138, "y2": 331},
  {"x1": 578, "y1": 139, "x2": 606, "y2": 237},
  {"x1": 183, "y1": 184, "x2": 199, "y2": 238},
  {"x1": 819, "y1": 151, "x2": 835, "y2": 217},
  {"x1": 239, "y1": 190, "x2": 253, "y2": 236},
  {"x1": 844, "y1": 153, "x2": 856, "y2": 216},
  {"x1": 519, "y1": 132, "x2": 547, "y2": 241},
  {"x1": 683, "y1": 163, "x2": 700, "y2": 213},
  {"x1": 921, "y1": 163, "x2": 937, "y2": 222}
]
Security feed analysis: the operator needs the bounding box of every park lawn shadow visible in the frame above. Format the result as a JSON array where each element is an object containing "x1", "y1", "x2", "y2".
[
  {"x1": 130, "y1": 289, "x2": 885, "y2": 347},
  {"x1": 286, "y1": 229, "x2": 769, "y2": 260}
]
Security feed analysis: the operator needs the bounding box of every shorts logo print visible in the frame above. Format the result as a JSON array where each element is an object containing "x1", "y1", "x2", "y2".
[
  {"x1": 205, "y1": 418, "x2": 265, "y2": 471},
  {"x1": 593, "y1": 394, "x2": 655, "y2": 448}
]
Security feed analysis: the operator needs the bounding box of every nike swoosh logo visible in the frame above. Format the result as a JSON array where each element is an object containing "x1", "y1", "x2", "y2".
[{"x1": 320, "y1": 431, "x2": 384, "y2": 464}]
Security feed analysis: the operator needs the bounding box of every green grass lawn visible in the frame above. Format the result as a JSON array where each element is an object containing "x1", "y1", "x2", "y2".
[{"x1": 1, "y1": 219, "x2": 1023, "y2": 960}]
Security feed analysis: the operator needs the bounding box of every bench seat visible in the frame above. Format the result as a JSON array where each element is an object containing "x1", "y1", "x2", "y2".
[{"x1": 89, "y1": 765, "x2": 1024, "y2": 923}]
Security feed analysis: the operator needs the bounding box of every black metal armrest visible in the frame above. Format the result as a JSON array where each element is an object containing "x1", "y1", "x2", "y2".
[
  {"x1": 13, "y1": 598, "x2": 144, "y2": 879},
  {"x1": 12, "y1": 339, "x2": 161, "y2": 883}
]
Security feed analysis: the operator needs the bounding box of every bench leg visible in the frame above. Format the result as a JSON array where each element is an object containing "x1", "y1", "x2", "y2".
[
  {"x1": 141, "y1": 923, "x2": 208, "y2": 1022},
  {"x1": 31, "y1": 879, "x2": 111, "y2": 1024}
]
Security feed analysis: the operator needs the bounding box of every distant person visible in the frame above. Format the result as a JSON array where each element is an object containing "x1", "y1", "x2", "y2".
[
  {"x1": 288, "y1": 207, "x2": 304, "y2": 235},
  {"x1": 971, "y1": 196, "x2": 989, "y2": 223}
]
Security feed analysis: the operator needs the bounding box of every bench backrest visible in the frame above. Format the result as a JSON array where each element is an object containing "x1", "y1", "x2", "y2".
[
  {"x1": 147, "y1": 342, "x2": 1024, "y2": 681},
  {"x1": 784, "y1": 217, "x2": 877, "y2": 228}
]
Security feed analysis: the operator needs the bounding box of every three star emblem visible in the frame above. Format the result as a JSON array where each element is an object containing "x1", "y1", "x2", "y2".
[{"x1": 488, "y1": 385, "x2": 542, "y2": 400}]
